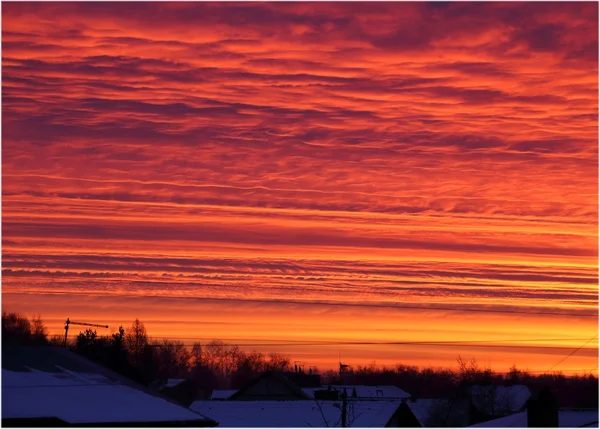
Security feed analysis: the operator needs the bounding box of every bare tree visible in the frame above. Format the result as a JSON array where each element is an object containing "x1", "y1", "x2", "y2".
[
  {"x1": 190, "y1": 342, "x2": 203, "y2": 369},
  {"x1": 266, "y1": 352, "x2": 291, "y2": 371},
  {"x1": 312, "y1": 399, "x2": 333, "y2": 427},
  {"x1": 31, "y1": 314, "x2": 48, "y2": 343},
  {"x1": 345, "y1": 399, "x2": 363, "y2": 427},
  {"x1": 204, "y1": 340, "x2": 227, "y2": 375},
  {"x1": 153, "y1": 339, "x2": 191, "y2": 378},
  {"x1": 457, "y1": 355, "x2": 481, "y2": 384},
  {"x1": 125, "y1": 319, "x2": 148, "y2": 367}
]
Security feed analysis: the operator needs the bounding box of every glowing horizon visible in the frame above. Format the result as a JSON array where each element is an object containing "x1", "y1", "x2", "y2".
[{"x1": 2, "y1": 2, "x2": 598, "y2": 373}]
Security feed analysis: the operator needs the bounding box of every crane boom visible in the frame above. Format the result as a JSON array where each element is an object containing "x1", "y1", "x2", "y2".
[
  {"x1": 63, "y1": 318, "x2": 109, "y2": 348},
  {"x1": 70, "y1": 321, "x2": 109, "y2": 328}
]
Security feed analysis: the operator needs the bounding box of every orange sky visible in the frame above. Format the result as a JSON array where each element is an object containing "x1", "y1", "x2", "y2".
[{"x1": 2, "y1": 2, "x2": 598, "y2": 373}]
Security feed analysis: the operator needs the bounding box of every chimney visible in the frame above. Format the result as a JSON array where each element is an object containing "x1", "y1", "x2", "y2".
[{"x1": 527, "y1": 387, "x2": 558, "y2": 427}]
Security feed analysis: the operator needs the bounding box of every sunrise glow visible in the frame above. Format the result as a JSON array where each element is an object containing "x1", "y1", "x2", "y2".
[{"x1": 2, "y1": 2, "x2": 598, "y2": 373}]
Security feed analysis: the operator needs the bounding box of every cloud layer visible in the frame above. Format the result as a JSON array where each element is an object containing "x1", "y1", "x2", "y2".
[{"x1": 2, "y1": 2, "x2": 598, "y2": 371}]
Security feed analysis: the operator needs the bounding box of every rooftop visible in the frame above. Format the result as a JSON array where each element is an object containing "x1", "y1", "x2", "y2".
[
  {"x1": 302, "y1": 385, "x2": 411, "y2": 399},
  {"x1": 190, "y1": 399, "x2": 403, "y2": 427},
  {"x1": 470, "y1": 409, "x2": 599, "y2": 428},
  {"x1": 210, "y1": 389, "x2": 238, "y2": 400},
  {"x1": 2, "y1": 347, "x2": 216, "y2": 426}
]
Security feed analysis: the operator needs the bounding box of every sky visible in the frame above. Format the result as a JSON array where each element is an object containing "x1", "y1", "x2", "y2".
[{"x1": 2, "y1": 1, "x2": 599, "y2": 373}]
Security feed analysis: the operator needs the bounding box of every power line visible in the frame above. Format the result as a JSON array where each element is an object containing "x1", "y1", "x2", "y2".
[
  {"x1": 62, "y1": 334, "x2": 598, "y2": 351},
  {"x1": 135, "y1": 336, "x2": 596, "y2": 343},
  {"x1": 139, "y1": 341, "x2": 599, "y2": 352},
  {"x1": 526, "y1": 369, "x2": 598, "y2": 374},
  {"x1": 545, "y1": 334, "x2": 599, "y2": 373}
]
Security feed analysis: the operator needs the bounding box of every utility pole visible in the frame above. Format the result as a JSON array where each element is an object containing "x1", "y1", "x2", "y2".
[{"x1": 341, "y1": 394, "x2": 347, "y2": 427}]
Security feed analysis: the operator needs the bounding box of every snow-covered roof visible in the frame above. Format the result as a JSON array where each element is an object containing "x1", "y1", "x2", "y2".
[
  {"x1": 210, "y1": 389, "x2": 238, "y2": 400},
  {"x1": 302, "y1": 385, "x2": 410, "y2": 399},
  {"x1": 3, "y1": 368, "x2": 212, "y2": 424},
  {"x1": 470, "y1": 409, "x2": 599, "y2": 427},
  {"x1": 165, "y1": 378, "x2": 187, "y2": 388},
  {"x1": 560, "y1": 410, "x2": 600, "y2": 428},
  {"x1": 471, "y1": 385, "x2": 531, "y2": 414},
  {"x1": 405, "y1": 398, "x2": 470, "y2": 427},
  {"x1": 406, "y1": 399, "x2": 443, "y2": 426},
  {"x1": 190, "y1": 399, "x2": 402, "y2": 427}
]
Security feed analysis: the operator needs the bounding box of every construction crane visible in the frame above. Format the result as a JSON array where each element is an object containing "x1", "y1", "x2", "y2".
[{"x1": 63, "y1": 318, "x2": 109, "y2": 348}]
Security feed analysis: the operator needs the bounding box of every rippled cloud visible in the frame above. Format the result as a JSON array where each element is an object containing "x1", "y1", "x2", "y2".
[{"x1": 2, "y1": 2, "x2": 597, "y2": 370}]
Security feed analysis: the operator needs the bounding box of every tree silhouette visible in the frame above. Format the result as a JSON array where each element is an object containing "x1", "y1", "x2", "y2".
[
  {"x1": 76, "y1": 329, "x2": 98, "y2": 352},
  {"x1": 2, "y1": 312, "x2": 48, "y2": 345},
  {"x1": 190, "y1": 342, "x2": 203, "y2": 369},
  {"x1": 125, "y1": 319, "x2": 148, "y2": 368},
  {"x1": 31, "y1": 315, "x2": 48, "y2": 344}
]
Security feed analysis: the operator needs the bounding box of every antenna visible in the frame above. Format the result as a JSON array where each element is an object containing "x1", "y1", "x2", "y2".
[{"x1": 338, "y1": 349, "x2": 350, "y2": 385}]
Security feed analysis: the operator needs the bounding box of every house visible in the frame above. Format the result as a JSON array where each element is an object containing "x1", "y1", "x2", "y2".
[
  {"x1": 190, "y1": 399, "x2": 407, "y2": 427},
  {"x1": 154, "y1": 378, "x2": 202, "y2": 408},
  {"x1": 469, "y1": 409, "x2": 599, "y2": 427},
  {"x1": 303, "y1": 385, "x2": 411, "y2": 400},
  {"x1": 227, "y1": 371, "x2": 312, "y2": 400},
  {"x1": 469, "y1": 387, "x2": 598, "y2": 428},
  {"x1": 2, "y1": 347, "x2": 217, "y2": 427},
  {"x1": 215, "y1": 371, "x2": 411, "y2": 403},
  {"x1": 284, "y1": 370, "x2": 322, "y2": 387},
  {"x1": 393, "y1": 385, "x2": 531, "y2": 427}
]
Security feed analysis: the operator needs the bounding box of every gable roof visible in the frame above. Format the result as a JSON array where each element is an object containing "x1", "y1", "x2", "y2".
[
  {"x1": 2, "y1": 347, "x2": 216, "y2": 426},
  {"x1": 405, "y1": 399, "x2": 443, "y2": 426},
  {"x1": 229, "y1": 371, "x2": 311, "y2": 400},
  {"x1": 469, "y1": 409, "x2": 599, "y2": 427},
  {"x1": 190, "y1": 399, "x2": 403, "y2": 427},
  {"x1": 210, "y1": 389, "x2": 238, "y2": 400},
  {"x1": 302, "y1": 385, "x2": 410, "y2": 400}
]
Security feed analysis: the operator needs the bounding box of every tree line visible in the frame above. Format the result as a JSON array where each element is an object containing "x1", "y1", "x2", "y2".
[
  {"x1": 326, "y1": 356, "x2": 598, "y2": 408},
  {"x1": 2, "y1": 312, "x2": 294, "y2": 391},
  {"x1": 2, "y1": 312, "x2": 598, "y2": 408}
]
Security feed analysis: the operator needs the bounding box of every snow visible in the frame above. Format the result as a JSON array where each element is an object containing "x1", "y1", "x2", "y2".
[
  {"x1": 165, "y1": 378, "x2": 187, "y2": 388},
  {"x1": 190, "y1": 399, "x2": 402, "y2": 427},
  {"x1": 302, "y1": 385, "x2": 410, "y2": 399},
  {"x1": 210, "y1": 389, "x2": 238, "y2": 400},
  {"x1": 3, "y1": 369, "x2": 211, "y2": 424},
  {"x1": 470, "y1": 411, "x2": 526, "y2": 427},
  {"x1": 209, "y1": 384, "x2": 409, "y2": 401},
  {"x1": 405, "y1": 399, "x2": 446, "y2": 426},
  {"x1": 469, "y1": 409, "x2": 599, "y2": 427},
  {"x1": 559, "y1": 410, "x2": 599, "y2": 427}
]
